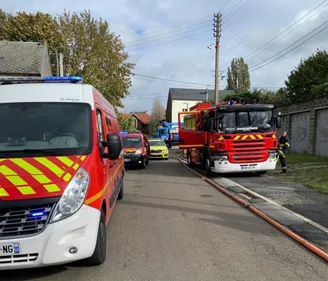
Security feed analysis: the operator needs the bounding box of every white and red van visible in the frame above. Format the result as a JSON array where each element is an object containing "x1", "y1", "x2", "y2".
[{"x1": 0, "y1": 76, "x2": 124, "y2": 269}]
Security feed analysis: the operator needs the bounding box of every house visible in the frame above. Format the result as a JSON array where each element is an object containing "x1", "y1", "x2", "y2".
[
  {"x1": 0, "y1": 40, "x2": 52, "y2": 78},
  {"x1": 165, "y1": 88, "x2": 235, "y2": 122},
  {"x1": 121, "y1": 111, "x2": 151, "y2": 135}
]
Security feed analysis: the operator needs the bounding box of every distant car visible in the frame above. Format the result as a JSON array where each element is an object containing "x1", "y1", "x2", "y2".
[
  {"x1": 149, "y1": 139, "x2": 169, "y2": 160},
  {"x1": 120, "y1": 131, "x2": 150, "y2": 169}
]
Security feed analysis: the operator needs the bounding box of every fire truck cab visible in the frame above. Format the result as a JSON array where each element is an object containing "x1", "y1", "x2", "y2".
[{"x1": 178, "y1": 102, "x2": 282, "y2": 175}]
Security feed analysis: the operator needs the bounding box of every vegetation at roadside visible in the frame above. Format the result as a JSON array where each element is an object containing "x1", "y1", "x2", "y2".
[
  {"x1": 273, "y1": 153, "x2": 328, "y2": 194},
  {"x1": 0, "y1": 9, "x2": 134, "y2": 109}
]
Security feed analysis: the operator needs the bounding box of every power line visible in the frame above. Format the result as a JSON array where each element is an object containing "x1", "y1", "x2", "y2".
[
  {"x1": 246, "y1": 0, "x2": 328, "y2": 60},
  {"x1": 132, "y1": 73, "x2": 215, "y2": 86},
  {"x1": 128, "y1": 29, "x2": 211, "y2": 53},
  {"x1": 126, "y1": 24, "x2": 211, "y2": 48},
  {"x1": 223, "y1": 0, "x2": 250, "y2": 23},
  {"x1": 124, "y1": 18, "x2": 211, "y2": 45},
  {"x1": 249, "y1": 19, "x2": 328, "y2": 72}
]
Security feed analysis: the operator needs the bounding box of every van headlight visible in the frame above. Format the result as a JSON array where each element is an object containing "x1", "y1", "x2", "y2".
[
  {"x1": 135, "y1": 149, "x2": 142, "y2": 155},
  {"x1": 50, "y1": 167, "x2": 90, "y2": 223}
]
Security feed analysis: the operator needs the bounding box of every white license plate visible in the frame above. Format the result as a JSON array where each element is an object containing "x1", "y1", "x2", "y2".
[
  {"x1": 0, "y1": 243, "x2": 21, "y2": 256},
  {"x1": 151, "y1": 153, "x2": 161, "y2": 156},
  {"x1": 124, "y1": 159, "x2": 131, "y2": 162},
  {"x1": 240, "y1": 165, "x2": 256, "y2": 170}
]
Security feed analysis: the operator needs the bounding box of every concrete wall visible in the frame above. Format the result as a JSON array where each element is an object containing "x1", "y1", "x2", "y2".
[{"x1": 276, "y1": 95, "x2": 328, "y2": 155}]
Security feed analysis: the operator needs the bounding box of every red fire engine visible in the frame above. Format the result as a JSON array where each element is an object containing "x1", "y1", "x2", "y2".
[{"x1": 178, "y1": 102, "x2": 282, "y2": 175}]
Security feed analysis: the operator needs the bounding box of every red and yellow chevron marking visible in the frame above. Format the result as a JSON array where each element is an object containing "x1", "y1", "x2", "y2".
[
  {"x1": 233, "y1": 134, "x2": 264, "y2": 141},
  {"x1": 0, "y1": 155, "x2": 87, "y2": 200},
  {"x1": 85, "y1": 162, "x2": 124, "y2": 206}
]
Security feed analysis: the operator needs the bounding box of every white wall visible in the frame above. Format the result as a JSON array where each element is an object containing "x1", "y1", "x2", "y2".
[{"x1": 171, "y1": 100, "x2": 199, "y2": 122}]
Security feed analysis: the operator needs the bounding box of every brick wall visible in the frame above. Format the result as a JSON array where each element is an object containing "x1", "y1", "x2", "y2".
[{"x1": 276, "y1": 95, "x2": 328, "y2": 156}]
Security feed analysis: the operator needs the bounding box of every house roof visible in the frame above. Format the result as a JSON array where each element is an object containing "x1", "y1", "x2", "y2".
[
  {"x1": 0, "y1": 41, "x2": 48, "y2": 75},
  {"x1": 120, "y1": 112, "x2": 151, "y2": 124},
  {"x1": 168, "y1": 88, "x2": 235, "y2": 101}
]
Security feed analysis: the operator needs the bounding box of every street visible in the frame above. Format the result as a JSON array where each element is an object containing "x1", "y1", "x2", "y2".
[{"x1": 2, "y1": 156, "x2": 327, "y2": 281}]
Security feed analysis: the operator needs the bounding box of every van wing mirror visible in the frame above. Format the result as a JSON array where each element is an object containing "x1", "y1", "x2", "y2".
[
  {"x1": 103, "y1": 133, "x2": 122, "y2": 160},
  {"x1": 276, "y1": 116, "x2": 282, "y2": 129}
]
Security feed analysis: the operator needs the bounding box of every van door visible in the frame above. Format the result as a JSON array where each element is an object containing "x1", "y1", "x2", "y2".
[{"x1": 96, "y1": 108, "x2": 112, "y2": 207}]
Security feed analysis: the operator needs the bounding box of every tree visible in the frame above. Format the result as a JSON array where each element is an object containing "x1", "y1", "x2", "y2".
[
  {"x1": 150, "y1": 98, "x2": 166, "y2": 131},
  {"x1": 226, "y1": 57, "x2": 251, "y2": 93},
  {"x1": 58, "y1": 10, "x2": 134, "y2": 107},
  {"x1": 117, "y1": 113, "x2": 136, "y2": 131},
  {"x1": 0, "y1": 9, "x2": 134, "y2": 109},
  {"x1": 285, "y1": 49, "x2": 328, "y2": 102}
]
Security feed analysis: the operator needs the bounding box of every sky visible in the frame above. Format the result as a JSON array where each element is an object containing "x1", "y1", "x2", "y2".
[{"x1": 1, "y1": 0, "x2": 328, "y2": 113}]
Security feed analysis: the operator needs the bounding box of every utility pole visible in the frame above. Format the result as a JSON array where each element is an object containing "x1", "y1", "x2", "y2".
[{"x1": 213, "y1": 12, "x2": 222, "y2": 105}]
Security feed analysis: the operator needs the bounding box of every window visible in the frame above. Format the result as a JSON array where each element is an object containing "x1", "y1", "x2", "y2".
[
  {"x1": 217, "y1": 110, "x2": 274, "y2": 133},
  {"x1": 0, "y1": 102, "x2": 92, "y2": 157},
  {"x1": 122, "y1": 137, "x2": 142, "y2": 148},
  {"x1": 96, "y1": 109, "x2": 104, "y2": 142}
]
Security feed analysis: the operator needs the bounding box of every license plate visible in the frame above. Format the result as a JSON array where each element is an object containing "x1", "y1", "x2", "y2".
[
  {"x1": 240, "y1": 165, "x2": 256, "y2": 170},
  {"x1": 124, "y1": 159, "x2": 130, "y2": 162},
  {"x1": 151, "y1": 153, "x2": 161, "y2": 156},
  {"x1": 0, "y1": 243, "x2": 20, "y2": 256}
]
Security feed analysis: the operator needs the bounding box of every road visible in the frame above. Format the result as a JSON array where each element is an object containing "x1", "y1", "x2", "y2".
[{"x1": 2, "y1": 156, "x2": 327, "y2": 281}]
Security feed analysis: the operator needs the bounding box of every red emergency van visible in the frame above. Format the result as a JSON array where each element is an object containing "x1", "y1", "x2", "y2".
[{"x1": 0, "y1": 76, "x2": 124, "y2": 269}]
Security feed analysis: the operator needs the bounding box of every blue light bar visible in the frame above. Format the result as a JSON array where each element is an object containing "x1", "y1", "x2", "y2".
[
  {"x1": 31, "y1": 212, "x2": 45, "y2": 217},
  {"x1": 120, "y1": 131, "x2": 128, "y2": 134},
  {"x1": 0, "y1": 76, "x2": 83, "y2": 84},
  {"x1": 43, "y1": 76, "x2": 83, "y2": 82}
]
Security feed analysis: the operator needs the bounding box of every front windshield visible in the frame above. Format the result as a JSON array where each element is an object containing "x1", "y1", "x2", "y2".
[
  {"x1": 150, "y1": 141, "x2": 166, "y2": 146},
  {"x1": 122, "y1": 137, "x2": 142, "y2": 148},
  {"x1": 0, "y1": 102, "x2": 92, "y2": 158},
  {"x1": 217, "y1": 110, "x2": 274, "y2": 133}
]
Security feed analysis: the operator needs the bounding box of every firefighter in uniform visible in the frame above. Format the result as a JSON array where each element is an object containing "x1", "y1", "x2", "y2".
[{"x1": 278, "y1": 131, "x2": 290, "y2": 173}]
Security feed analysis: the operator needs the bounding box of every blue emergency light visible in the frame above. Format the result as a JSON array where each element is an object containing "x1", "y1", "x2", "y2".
[
  {"x1": 120, "y1": 131, "x2": 128, "y2": 134},
  {"x1": 0, "y1": 76, "x2": 83, "y2": 84},
  {"x1": 31, "y1": 211, "x2": 45, "y2": 217}
]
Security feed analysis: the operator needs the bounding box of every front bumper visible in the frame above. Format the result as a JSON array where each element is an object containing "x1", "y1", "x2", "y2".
[
  {"x1": 149, "y1": 150, "x2": 169, "y2": 159},
  {"x1": 211, "y1": 158, "x2": 277, "y2": 173},
  {"x1": 0, "y1": 205, "x2": 100, "y2": 270},
  {"x1": 123, "y1": 155, "x2": 145, "y2": 165}
]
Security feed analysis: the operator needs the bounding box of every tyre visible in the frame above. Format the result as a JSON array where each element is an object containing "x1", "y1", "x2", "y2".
[
  {"x1": 187, "y1": 150, "x2": 195, "y2": 168},
  {"x1": 140, "y1": 159, "x2": 146, "y2": 169},
  {"x1": 117, "y1": 183, "x2": 124, "y2": 200},
  {"x1": 203, "y1": 151, "x2": 211, "y2": 177},
  {"x1": 85, "y1": 211, "x2": 106, "y2": 266}
]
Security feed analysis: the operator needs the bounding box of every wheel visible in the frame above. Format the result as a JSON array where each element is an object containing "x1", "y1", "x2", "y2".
[
  {"x1": 203, "y1": 151, "x2": 211, "y2": 177},
  {"x1": 117, "y1": 183, "x2": 124, "y2": 200},
  {"x1": 140, "y1": 159, "x2": 146, "y2": 169},
  {"x1": 187, "y1": 150, "x2": 195, "y2": 168},
  {"x1": 85, "y1": 211, "x2": 106, "y2": 266}
]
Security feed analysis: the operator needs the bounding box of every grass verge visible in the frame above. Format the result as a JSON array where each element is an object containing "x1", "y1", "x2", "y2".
[{"x1": 271, "y1": 153, "x2": 328, "y2": 194}]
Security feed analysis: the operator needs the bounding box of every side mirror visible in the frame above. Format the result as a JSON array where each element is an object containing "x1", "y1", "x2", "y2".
[
  {"x1": 102, "y1": 133, "x2": 122, "y2": 160},
  {"x1": 276, "y1": 117, "x2": 282, "y2": 129}
]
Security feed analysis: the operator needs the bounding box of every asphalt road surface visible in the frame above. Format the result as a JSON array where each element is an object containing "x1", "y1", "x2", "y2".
[{"x1": 2, "y1": 157, "x2": 327, "y2": 281}]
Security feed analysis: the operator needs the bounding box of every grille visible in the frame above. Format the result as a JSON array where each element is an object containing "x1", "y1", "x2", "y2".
[
  {"x1": 0, "y1": 204, "x2": 55, "y2": 238},
  {"x1": 0, "y1": 253, "x2": 38, "y2": 264},
  {"x1": 231, "y1": 140, "x2": 266, "y2": 162},
  {"x1": 151, "y1": 149, "x2": 162, "y2": 153}
]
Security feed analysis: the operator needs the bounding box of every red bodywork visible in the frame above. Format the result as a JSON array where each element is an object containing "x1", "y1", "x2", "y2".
[{"x1": 178, "y1": 102, "x2": 278, "y2": 165}]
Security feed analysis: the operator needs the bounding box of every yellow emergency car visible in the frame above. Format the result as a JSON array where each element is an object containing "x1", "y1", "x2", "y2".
[{"x1": 149, "y1": 139, "x2": 169, "y2": 160}]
